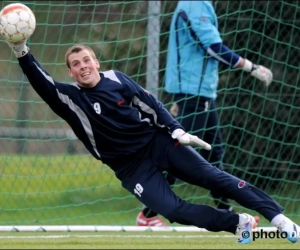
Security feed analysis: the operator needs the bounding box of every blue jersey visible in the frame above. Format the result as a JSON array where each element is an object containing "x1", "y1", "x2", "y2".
[
  {"x1": 165, "y1": 1, "x2": 222, "y2": 99},
  {"x1": 18, "y1": 53, "x2": 183, "y2": 173}
]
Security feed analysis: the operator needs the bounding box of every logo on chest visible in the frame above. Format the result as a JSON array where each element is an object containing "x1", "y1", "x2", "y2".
[{"x1": 117, "y1": 99, "x2": 125, "y2": 105}]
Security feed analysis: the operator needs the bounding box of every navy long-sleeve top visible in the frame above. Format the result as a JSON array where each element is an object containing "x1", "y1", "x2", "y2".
[{"x1": 18, "y1": 53, "x2": 183, "y2": 171}]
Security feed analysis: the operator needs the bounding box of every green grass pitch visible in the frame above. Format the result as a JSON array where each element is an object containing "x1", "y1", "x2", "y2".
[{"x1": 0, "y1": 232, "x2": 298, "y2": 249}]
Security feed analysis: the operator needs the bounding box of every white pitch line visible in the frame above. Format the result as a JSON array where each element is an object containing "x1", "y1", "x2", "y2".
[{"x1": 0, "y1": 234, "x2": 237, "y2": 239}]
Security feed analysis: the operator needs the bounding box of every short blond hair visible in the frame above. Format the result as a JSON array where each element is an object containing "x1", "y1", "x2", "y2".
[{"x1": 65, "y1": 44, "x2": 97, "y2": 69}]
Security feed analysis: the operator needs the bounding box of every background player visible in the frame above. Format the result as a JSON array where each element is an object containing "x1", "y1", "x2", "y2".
[{"x1": 166, "y1": 0, "x2": 271, "y2": 217}]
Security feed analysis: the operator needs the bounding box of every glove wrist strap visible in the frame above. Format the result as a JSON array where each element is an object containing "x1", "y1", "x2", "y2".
[
  {"x1": 242, "y1": 59, "x2": 253, "y2": 72},
  {"x1": 13, "y1": 45, "x2": 29, "y2": 58}
]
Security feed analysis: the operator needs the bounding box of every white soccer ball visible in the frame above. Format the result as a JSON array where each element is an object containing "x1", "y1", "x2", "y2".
[{"x1": 0, "y1": 3, "x2": 36, "y2": 43}]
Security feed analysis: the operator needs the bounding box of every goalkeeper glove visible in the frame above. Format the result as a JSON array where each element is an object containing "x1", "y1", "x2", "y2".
[
  {"x1": 243, "y1": 59, "x2": 273, "y2": 87},
  {"x1": 0, "y1": 33, "x2": 29, "y2": 58},
  {"x1": 171, "y1": 128, "x2": 212, "y2": 151}
]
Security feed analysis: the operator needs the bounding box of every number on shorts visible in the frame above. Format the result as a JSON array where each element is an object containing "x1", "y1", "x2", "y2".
[{"x1": 134, "y1": 183, "x2": 143, "y2": 197}]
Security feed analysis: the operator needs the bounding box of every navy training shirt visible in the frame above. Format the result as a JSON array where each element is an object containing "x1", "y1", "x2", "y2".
[{"x1": 18, "y1": 53, "x2": 183, "y2": 171}]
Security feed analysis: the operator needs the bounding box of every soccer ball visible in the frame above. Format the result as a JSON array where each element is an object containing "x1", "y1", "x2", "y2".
[{"x1": 0, "y1": 3, "x2": 36, "y2": 43}]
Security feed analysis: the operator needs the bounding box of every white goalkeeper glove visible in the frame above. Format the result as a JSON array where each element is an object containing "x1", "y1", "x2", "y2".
[
  {"x1": 0, "y1": 33, "x2": 29, "y2": 58},
  {"x1": 243, "y1": 59, "x2": 273, "y2": 87},
  {"x1": 171, "y1": 128, "x2": 212, "y2": 151}
]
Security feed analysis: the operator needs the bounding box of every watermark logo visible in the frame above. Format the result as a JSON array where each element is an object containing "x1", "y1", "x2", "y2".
[{"x1": 241, "y1": 229, "x2": 299, "y2": 241}]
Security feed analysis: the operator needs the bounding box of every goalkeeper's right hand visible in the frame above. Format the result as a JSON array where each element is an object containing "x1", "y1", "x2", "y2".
[
  {"x1": 242, "y1": 59, "x2": 273, "y2": 87},
  {"x1": 0, "y1": 34, "x2": 28, "y2": 58}
]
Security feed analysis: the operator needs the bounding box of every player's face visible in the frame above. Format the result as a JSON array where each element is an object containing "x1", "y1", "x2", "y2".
[{"x1": 67, "y1": 50, "x2": 100, "y2": 88}]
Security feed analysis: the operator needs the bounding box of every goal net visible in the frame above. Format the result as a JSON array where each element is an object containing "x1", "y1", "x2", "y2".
[{"x1": 0, "y1": 0, "x2": 299, "y2": 231}]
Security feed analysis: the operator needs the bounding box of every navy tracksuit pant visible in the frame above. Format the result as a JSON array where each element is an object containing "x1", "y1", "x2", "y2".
[
  {"x1": 115, "y1": 130, "x2": 283, "y2": 234},
  {"x1": 141, "y1": 94, "x2": 228, "y2": 217}
]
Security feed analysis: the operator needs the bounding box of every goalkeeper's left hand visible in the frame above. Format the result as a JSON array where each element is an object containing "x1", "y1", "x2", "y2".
[
  {"x1": 171, "y1": 129, "x2": 212, "y2": 150},
  {"x1": 242, "y1": 59, "x2": 273, "y2": 87}
]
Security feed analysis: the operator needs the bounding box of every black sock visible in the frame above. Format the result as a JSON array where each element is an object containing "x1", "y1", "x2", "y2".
[{"x1": 142, "y1": 208, "x2": 158, "y2": 218}]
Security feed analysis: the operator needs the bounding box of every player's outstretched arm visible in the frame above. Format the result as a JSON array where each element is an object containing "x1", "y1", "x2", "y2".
[
  {"x1": 207, "y1": 43, "x2": 273, "y2": 87},
  {"x1": 1, "y1": 38, "x2": 75, "y2": 120},
  {"x1": 0, "y1": 3, "x2": 75, "y2": 118},
  {"x1": 186, "y1": 2, "x2": 273, "y2": 87}
]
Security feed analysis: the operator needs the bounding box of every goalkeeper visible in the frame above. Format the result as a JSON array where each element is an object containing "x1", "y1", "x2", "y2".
[
  {"x1": 2, "y1": 38, "x2": 298, "y2": 244},
  {"x1": 163, "y1": 0, "x2": 272, "y2": 218}
]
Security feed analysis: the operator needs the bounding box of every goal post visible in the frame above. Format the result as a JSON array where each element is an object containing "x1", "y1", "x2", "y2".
[
  {"x1": 146, "y1": 1, "x2": 160, "y2": 98},
  {"x1": 0, "y1": 0, "x2": 299, "y2": 231}
]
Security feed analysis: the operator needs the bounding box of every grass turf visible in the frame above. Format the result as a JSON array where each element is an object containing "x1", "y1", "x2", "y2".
[
  {"x1": 0, "y1": 232, "x2": 299, "y2": 249},
  {"x1": 0, "y1": 155, "x2": 299, "y2": 226}
]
